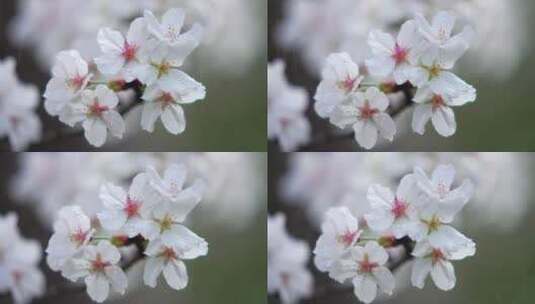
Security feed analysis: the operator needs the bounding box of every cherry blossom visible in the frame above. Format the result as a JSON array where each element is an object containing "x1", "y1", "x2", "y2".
[
  {"x1": 313, "y1": 207, "x2": 361, "y2": 272},
  {"x1": 364, "y1": 174, "x2": 420, "y2": 238},
  {"x1": 144, "y1": 8, "x2": 203, "y2": 52},
  {"x1": 411, "y1": 236, "x2": 475, "y2": 291},
  {"x1": 330, "y1": 87, "x2": 396, "y2": 149},
  {"x1": 412, "y1": 85, "x2": 475, "y2": 137},
  {"x1": 414, "y1": 164, "x2": 474, "y2": 203},
  {"x1": 415, "y1": 11, "x2": 474, "y2": 51},
  {"x1": 141, "y1": 79, "x2": 205, "y2": 135},
  {"x1": 143, "y1": 238, "x2": 207, "y2": 290},
  {"x1": 43, "y1": 50, "x2": 92, "y2": 116},
  {"x1": 314, "y1": 52, "x2": 363, "y2": 118},
  {"x1": 46, "y1": 206, "x2": 94, "y2": 272},
  {"x1": 366, "y1": 20, "x2": 421, "y2": 84},
  {"x1": 95, "y1": 17, "x2": 150, "y2": 81},
  {"x1": 145, "y1": 163, "x2": 205, "y2": 205},
  {"x1": 97, "y1": 173, "x2": 152, "y2": 237},
  {"x1": 61, "y1": 241, "x2": 127, "y2": 303},
  {"x1": 329, "y1": 242, "x2": 395, "y2": 304},
  {"x1": 62, "y1": 85, "x2": 125, "y2": 147}
]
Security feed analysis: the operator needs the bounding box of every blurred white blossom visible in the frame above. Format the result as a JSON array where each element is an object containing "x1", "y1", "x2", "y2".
[
  {"x1": 0, "y1": 58, "x2": 41, "y2": 151},
  {"x1": 268, "y1": 213, "x2": 313, "y2": 303},
  {"x1": 0, "y1": 213, "x2": 45, "y2": 304}
]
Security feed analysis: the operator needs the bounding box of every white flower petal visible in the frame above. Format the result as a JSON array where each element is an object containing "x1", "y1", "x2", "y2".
[
  {"x1": 85, "y1": 274, "x2": 110, "y2": 303},
  {"x1": 163, "y1": 260, "x2": 188, "y2": 290}
]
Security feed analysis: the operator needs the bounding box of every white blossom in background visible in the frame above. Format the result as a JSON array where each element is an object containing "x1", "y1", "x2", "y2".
[
  {"x1": 268, "y1": 60, "x2": 311, "y2": 151},
  {"x1": 41, "y1": 8, "x2": 206, "y2": 148},
  {"x1": 0, "y1": 58, "x2": 41, "y2": 151},
  {"x1": 268, "y1": 213, "x2": 313, "y2": 304},
  {"x1": 276, "y1": 0, "x2": 526, "y2": 79},
  {"x1": 44, "y1": 162, "x2": 208, "y2": 302},
  {"x1": 9, "y1": 0, "x2": 262, "y2": 76},
  {"x1": 0, "y1": 213, "x2": 45, "y2": 304},
  {"x1": 312, "y1": 163, "x2": 476, "y2": 302}
]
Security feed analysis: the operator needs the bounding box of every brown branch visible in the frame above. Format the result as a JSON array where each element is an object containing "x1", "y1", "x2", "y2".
[{"x1": 298, "y1": 83, "x2": 415, "y2": 151}]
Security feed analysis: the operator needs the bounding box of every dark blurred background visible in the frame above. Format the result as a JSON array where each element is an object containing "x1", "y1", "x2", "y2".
[
  {"x1": 0, "y1": 0, "x2": 267, "y2": 152},
  {"x1": 268, "y1": 152, "x2": 535, "y2": 304},
  {"x1": 268, "y1": 0, "x2": 535, "y2": 152},
  {"x1": 0, "y1": 152, "x2": 267, "y2": 304}
]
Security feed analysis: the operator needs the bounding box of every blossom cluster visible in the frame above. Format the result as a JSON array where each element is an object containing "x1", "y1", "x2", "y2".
[
  {"x1": 0, "y1": 213, "x2": 45, "y2": 304},
  {"x1": 43, "y1": 8, "x2": 206, "y2": 147},
  {"x1": 10, "y1": 0, "x2": 261, "y2": 76},
  {"x1": 280, "y1": 153, "x2": 529, "y2": 231},
  {"x1": 313, "y1": 164, "x2": 476, "y2": 303},
  {"x1": 10, "y1": 153, "x2": 263, "y2": 231},
  {"x1": 276, "y1": 0, "x2": 526, "y2": 79},
  {"x1": 0, "y1": 58, "x2": 41, "y2": 151},
  {"x1": 268, "y1": 213, "x2": 313, "y2": 303},
  {"x1": 45, "y1": 163, "x2": 208, "y2": 302},
  {"x1": 314, "y1": 11, "x2": 477, "y2": 149},
  {"x1": 268, "y1": 60, "x2": 311, "y2": 152}
]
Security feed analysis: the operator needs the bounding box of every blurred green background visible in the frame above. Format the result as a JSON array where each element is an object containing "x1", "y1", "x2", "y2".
[
  {"x1": 0, "y1": 152, "x2": 267, "y2": 304},
  {"x1": 268, "y1": 0, "x2": 535, "y2": 151},
  {"x1": 268, "y1": 152, "x2": 535, "y2": 304},
  {"x1": 0, "y1": 0, "x2": 267, "y2": 152}
]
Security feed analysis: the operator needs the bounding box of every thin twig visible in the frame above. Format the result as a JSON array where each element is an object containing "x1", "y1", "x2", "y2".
[{"x1": 298, "y1": 83, "x2": 415, "y2": 151}]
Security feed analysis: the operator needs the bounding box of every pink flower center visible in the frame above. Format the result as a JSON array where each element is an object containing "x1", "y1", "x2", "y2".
[
  {"x1": 91, "y1": 254, "x2": 110, "y2": 272},
  {"x1": 88, "y1": 101, "x2": 109, "y2": 117},
  {"x1": 9, "y1": 116, "x2": 20, "y2": 127},
  {"x1": 162, "y1": 247, "x2": 177, "y2": 260},
  {"x1": 431, "y1": 248, "x2": 444, "y2": 264},
  {"x1": 124, "y1": 197, "x2": 141, "y2": 218},
  {"x1": 392, "y1": 43, "x2": 408, "y2": 65},
  {"x1": 431, "y1": 94, "x2": 445, "y2": 111},
  {"x1": 358, "y1": 101, "x2": 378, "y2": 119},
  {"x1": 68, "y1": 75, "x2": 86, "y2": 90},
  {"x1": 281, "y1": 272, "x2": 290, "y2": 286},
  {"x1": 338, "y1": 76, "x2": 358, "y2": 94},
  {"x1": 338, "y1": 230, "x2": 358, "y2": 247},
  {"x1": 11, "y1": 270, "x2": 23, "y2": 283},
  {"x1": 70, "y1": 229, "x2": 88, "y2": 246},
  {"x1": 391, "y1": 198, "x2": 408, "y2": 219},
  {"x1": 122, "y1": 42, "x2": 138, "y2": 61},
  {"x1": 279, "y1": 117, "x2": 291, "y2": 129},
  {"x1": 159, "y1": 92, "x2": 175, "y2": 109},
  {"x1": 359, "y1": 254, "x2": 378, "y2": 273}
]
